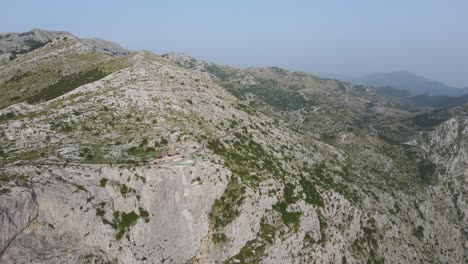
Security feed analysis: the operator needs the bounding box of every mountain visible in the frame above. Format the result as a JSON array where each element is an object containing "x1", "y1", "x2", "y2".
[
  {"x1": 0, "y1": 29, "x2": 131, "y2": 110},
  {"x1": 374, "y1": 85, "x2": 412, "y2": 98},
  {"x1": 0, "y1": 28, "x2": 129, "y2": 57},
  {"x1": 0, "y1": 31, "x2": 467, "y2": 264},
  {"x1": 372, "y1": 85, "x2": 468, "y2": 110},
  {"x1": 409, "y1": 93, "x2": 468, "y2": 109},
  {"x1": 357, "y1": 70, "x2": 468, "y2": 96}
]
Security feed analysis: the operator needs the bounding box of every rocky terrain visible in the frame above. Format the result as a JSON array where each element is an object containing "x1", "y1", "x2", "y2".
[{"x1": 0, "y1": 30, "x2": 466, "y2": 263}]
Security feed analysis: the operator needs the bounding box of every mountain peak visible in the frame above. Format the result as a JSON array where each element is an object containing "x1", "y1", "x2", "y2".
[
  {"x1": 162, "y1": 52, "x2": 207, "y2": 65},
  {"x1": 0, "y1": 28, "x2": 129, "y2": 56}
]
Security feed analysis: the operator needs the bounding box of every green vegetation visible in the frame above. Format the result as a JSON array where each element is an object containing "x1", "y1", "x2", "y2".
[
  {"x1": 76, "y1": 146, "x2": 112, "y2": 164},
  {"x1": 119, "y1": 184, "x2": 136, "y2": 197},
  {"x1": 228, "y1": 118, "x2": 239, "y2": 129},
  {"x1": 234, "y1": 102, "x2": 257, "y2": 115},
  {"x1": 8, "y1": 40, "x2": 51, "y2": 61},
  {"x1": 96, "y1": 208, "x2": 105, "y2": 217},
  {"x1": 139, "y1": 207, "x2": 150, "y2": 223},
  {"x1": 105, "y1": 207, "x2": 150, "y2": 240},
  {"x1": 295, "y1": 163, "x2": 355, "y2": 208},
  {"x1": 205, "y1": 65, "x2": 232, "y2": 80},
  {"x1": 257, "y1": 221, "x2": 277, "y2": 245},
  {"x1": 309, "y1": 162, "x2": 334, "y2": 187},
  {"x1": 154, "y1": 137, "x2": 169, "y2": 148},
  {"x1": 209, "y1": 177, "x2": 246, "y2": 229},
  {"x1": 191, "y1": 176, "x2": 202, "y2": 184},
  {"x1": 206, "y1": 123, "x2": 303, "y2": 232},
  {"x1": 99, "y1": 178, "x2": 108, "y2": 187},
  {"x1": 24, "y1": 39, "x2": 51, "y2": 51},
  {"x1": 135, "y1": 174, "x2": 146, "y2": 183},
  {"x1": 283, "y1": 183, "x2": 298, "y2": 204},
  {"x1": 108, "y1": 207, "x2": 151, "y2": 240},
  {"x1": 51, "y1": 121, "x2": 73, "y2": 133},
  {"x1": 73, "y1": 184, "x2": 87, "y2": 193},
  {"x1": 78, "y1": 147, "x2": 94, "y2": 161},
  {"x1": 413, "y1": 225, "x2": 424, "y2": 240},
  {"x1": 0, "y1": 174, "x2": 12, "y2": 183},
  {"x1": 272, "y1": 201, "x2": 301, "y2": 230},
  {"x1": 272, "y1": 183, "x2": 301, "y2": 230},
  {"x1": 206, "y1": 130, "x2": 285, "y2": 187},
  {"x1": 127, "y1": 146, "x2": 157, "y2": 161},
  {"x1": 417, "y1": 160, "x2": 437, "y2": 185},
  {"x1": 351, "y1": 220, "x2": 385, "y2": 263},
  {"x1": 112, "y1": 210, "x2": 140, "y2": 240},
  {"x1": 80, "y1": 254, "x2": 108, "y2": 264},
  {"x1": 300, "y1": 177, "x2": 324, "y2": 207},
  {"x1": 0, "y1": 147, "x2": 54, "y2": 167},
  {"x1": 26, "y1": 68, "x2": 108, "y2": 104},
  {"x1": 3, "y1": 46, "x2": 132, "y2": 107},
  {"x1": 407, "y1": 112, "x2": 448, "y2": 129},
  {"x1": 224, "y1": 79, "x2": 314, "y2": 111},
  {"x1": 212, "y1": 232, "x2": 228, "y2": 244},
  {"x1": 95, "y1": 203, "x2": 150, "y2": 240},
  {"x1": 225, "y1": 221, "x2": 278, "y2": 263},
  {"x1": 0, "y1": 112, "x2": 15, "y2": 122}
]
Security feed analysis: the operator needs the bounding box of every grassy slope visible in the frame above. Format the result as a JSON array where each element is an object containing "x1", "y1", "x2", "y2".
[{"x1": 0, "y1": 38, "x2": 131, "y2": 109}]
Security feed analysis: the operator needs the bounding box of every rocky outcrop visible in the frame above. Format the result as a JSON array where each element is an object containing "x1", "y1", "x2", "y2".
[
  {"x1": 0, "y1": 187, "x2": 38, "y2": 257},
  {"x1": 0, "y1": 161, "x2": 229, "y2": 263},
  {"x1": 415, "y1": 116, "x2": 468, "y2": 249}
]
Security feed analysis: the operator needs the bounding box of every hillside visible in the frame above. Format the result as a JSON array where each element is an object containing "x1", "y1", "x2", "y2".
[
  {"x1": 356, "y1": 70, "x2": 468, "y2": 96},
  {"x1": 162, "y1": 53, "x2": 410, "y2": 137},
  {"x1": 409, "y1": 93, "x2": 468, "y2": 109},
  {"x1": 373, "y1": 86, "x2": 468, "y2": 110},
  {"x1": 0, "y1": 29, "x2": 131, "y2": 110},
  {"x1": 0, "y1": 31, "x2": 466, "y2": 264}
]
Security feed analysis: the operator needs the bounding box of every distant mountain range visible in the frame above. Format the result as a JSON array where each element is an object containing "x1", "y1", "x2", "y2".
[
  {"x1": 323, "y1": 71, "x2": 468, "y2": 109},
  {"x1": 355, "y1": 70, "x2": 468, "y2": 96}
]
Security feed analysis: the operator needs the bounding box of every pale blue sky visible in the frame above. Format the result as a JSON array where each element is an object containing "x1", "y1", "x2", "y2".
[{"x1": 3, "y1": 0, "x2": 468, "y2": 87}]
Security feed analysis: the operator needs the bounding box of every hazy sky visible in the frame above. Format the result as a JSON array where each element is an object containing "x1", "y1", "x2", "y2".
[{"x1": 3, "y1": 0, "x2": 468, "y2": 87}]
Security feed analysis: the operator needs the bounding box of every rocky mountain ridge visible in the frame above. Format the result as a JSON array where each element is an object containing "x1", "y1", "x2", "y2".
[
  {"x1": 0, "y1": 30, "x2": 466, "y2": 263},
  {"x1": 0, "y1": 28, "x2": 129, "y2": 57}
]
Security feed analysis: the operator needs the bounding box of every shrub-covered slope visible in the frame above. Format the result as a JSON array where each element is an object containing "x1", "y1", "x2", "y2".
[{"x1": 0, "y1": 34, "x2": 466, "y2": 264}]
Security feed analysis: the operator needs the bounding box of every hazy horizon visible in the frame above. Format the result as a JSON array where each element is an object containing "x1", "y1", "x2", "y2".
[{"x1": 3, "y1": 0, "x2": 467, "y2": 87}]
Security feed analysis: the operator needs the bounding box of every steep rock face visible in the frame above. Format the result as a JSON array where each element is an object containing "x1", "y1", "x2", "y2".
[
  {"x1": 0, "y1": 161, "x2": 228, "y2": 263},
  {"x1": 414, "y1": 115, "x2": 468, "y2": 234},
  {"x1": 0, "y1": 187, "x2": 38, "y2": 255}
]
